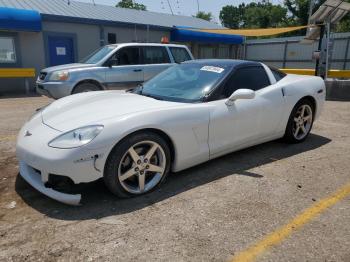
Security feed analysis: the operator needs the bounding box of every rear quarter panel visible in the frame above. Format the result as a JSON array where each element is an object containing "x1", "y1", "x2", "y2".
[{"x1": 278, "y1": 74, "x2": 326, "y2": 131}]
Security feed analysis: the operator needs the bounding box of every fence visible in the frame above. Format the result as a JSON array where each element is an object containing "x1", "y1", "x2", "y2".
[{"x1": 243, "y1": 32, "x2": 350, "y2": 70}]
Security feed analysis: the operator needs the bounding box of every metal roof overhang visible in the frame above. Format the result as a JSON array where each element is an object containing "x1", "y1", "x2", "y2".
[
  {"x1": 171, "y1": 27, "x2": 244, "y2": 44},
  {"x1": 0, "y1": 7, "x2": 42, "y2": 32}
]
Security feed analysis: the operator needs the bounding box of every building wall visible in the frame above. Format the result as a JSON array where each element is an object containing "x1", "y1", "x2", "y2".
[
  {"x1": 103, "y1": 25, "x2": 169, "y2": 44},
  {"x1": 42, "y1": 21, "x2": 101, "y2": 62},
  {"x1": 0, "y1": 31, "x2": 45, "y2": 94},
  {"x1": 244, "y1": 32, "x2": 350, "y2": 70}
]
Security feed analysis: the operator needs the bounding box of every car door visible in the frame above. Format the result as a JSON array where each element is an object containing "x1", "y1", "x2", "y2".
[
  {"x1": 208, "y1": 65, "x2": 285, "y2": 157},
  {"x1": 141, "y1": 46, "x2": 173, "y2": 82},
  {"x1": 105, "y1": 46, "x2": 144, "y2": 90}
]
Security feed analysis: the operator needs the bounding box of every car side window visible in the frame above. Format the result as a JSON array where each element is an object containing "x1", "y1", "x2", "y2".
[
  {"x1": 169, "y1": 47, "x2": 191, "y2": 63},
  {"x1": 221, "y1": 66, "x2": 270, "y2": 98},
  {"x1": 113, "y1": 47, "x2": 140, "y2": 66},
  {"x1": 269, "y1": 67, "x2": 287, "y2": 82},
  {"x1": 142, "y1": 46, "x2": 170, "y2": 64}
]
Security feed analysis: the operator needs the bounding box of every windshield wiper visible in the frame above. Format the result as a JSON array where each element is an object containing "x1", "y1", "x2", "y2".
[
  {"x1": 127, "y1": 84, "x2": 143, "y2": 94},
  {"x1": 142, "y1": 93, "x2": 164, "y2": 100}
]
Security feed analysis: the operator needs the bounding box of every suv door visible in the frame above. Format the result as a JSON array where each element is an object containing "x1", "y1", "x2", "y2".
[
  {"x1": 141, "y1": 46, "x2": 173, "y2": 82},
  {"x1": 105, "y1": 46, "x2": 144, "y2": 89}
]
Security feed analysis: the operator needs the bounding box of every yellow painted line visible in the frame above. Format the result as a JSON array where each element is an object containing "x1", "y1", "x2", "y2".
[
  {"x1": 0, "y1": 68, "x2": 35, "y2": 78},
  {"x1": 231, "y1": 182, "x2": 350, "y2": 262},
  {"x1": 280, "y1": 68, "x2": 350, "y2": 78},
  {"x1": 0, "y1": 135, "x2": 16, "y2": 142}
]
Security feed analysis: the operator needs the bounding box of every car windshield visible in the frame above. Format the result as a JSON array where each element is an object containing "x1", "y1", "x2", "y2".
[
  {"x1": 137, "y1": 63, "x2": 230, "y2": 102},
  {"x1": 80, "y1": 46, "x2": 116, "y2": 64}
]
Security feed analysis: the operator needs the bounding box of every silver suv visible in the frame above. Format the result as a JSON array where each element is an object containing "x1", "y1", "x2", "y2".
[{"x1": 36, "y1": 43, "x2": 193, "y2": 99}]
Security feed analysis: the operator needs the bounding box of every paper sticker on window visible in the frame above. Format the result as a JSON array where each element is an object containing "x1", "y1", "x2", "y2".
[
  {"x1": 56, "y1": 47, "x2": 66, "y2": 56},
  {"x1": 200, "y1": 66, "x2": 224, "y2": 73}
]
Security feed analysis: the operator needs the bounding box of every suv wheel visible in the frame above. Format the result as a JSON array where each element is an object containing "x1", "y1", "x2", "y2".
[{"x1": 72, "y1": 83, "x2": 100, "y2": 94}]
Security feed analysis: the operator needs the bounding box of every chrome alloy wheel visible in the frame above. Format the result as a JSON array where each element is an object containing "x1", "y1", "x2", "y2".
[
  {"x1": 118, "y1": 140, "x2": 166, "y2": 194},
  {"x1": 292, "y1": 104, "x2": 313, "y2": 140}
]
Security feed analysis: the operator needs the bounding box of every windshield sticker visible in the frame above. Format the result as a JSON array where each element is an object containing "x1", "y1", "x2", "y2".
[{"x1": 200, "y1": 66, "x2": 225, "y2": 74}]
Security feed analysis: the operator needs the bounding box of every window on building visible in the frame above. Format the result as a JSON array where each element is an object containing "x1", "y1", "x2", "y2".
[
  {"x1": 222, "y1": 66, "x2": 270, "y2": 98},
  {"x1": 169, "y1": 47, "x2": 191, "y2": 63},
  {"x1": 0, "y1": 37, "x2": 16, "y2": 63},
  {"x1": 142, "y1": 46, "x2": 170, "y2": 64},
  {"x1": 108, "y1": 33, "x2": 117, "y2": 44}
]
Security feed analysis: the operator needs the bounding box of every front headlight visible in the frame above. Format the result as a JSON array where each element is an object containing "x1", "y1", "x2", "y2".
[
  {"x1": 49, "y1": 70, "x2": 70, "y2": 81},
  {"x1": 48, "y1": 125, "x2": 104, "y2": 149}
]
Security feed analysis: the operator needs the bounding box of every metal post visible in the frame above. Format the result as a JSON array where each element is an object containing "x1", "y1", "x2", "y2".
[
  {"x1": 134, "y1": 24, "x2": 137, "y2": 42},
  {"x1": 315, "y1": 24, "x2": 325, "y2": 77},
  {"x1": 146, "y1": 24, "x2": 149, "y2": 43},
  {"x1": 343, "y1": 37, "x2": 350, "y2": 70},
  {"x1": 24, "y1": 78, "x2": 30, "y2": 94},
  {"x1": 282, "y1": 41, "x2": 288, "y2": 68},
  {"x1": 325, "y1": 21, "x2": 331, "y2": 79}
]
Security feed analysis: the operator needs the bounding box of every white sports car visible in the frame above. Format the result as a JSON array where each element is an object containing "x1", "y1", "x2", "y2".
[{"x1": 16, "y1": 60, "x2": 326, "y2": 205}]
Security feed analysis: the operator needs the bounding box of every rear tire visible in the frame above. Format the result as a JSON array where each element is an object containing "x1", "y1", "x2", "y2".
[
  {"x1": 104, "y1": 132, "x2": 171, "y2": 198},
  {"x1": 72, "y1": 82, "x2": 100, "y2": 94},
  {"x1": 284, "y1": 98, "x2": 314, "y2": 143}
]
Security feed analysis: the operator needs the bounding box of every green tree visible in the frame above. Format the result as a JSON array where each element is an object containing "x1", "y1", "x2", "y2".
[
  {"x1": 219, "y1": 1, "x2": 287, "y2": 29},
  {"x1": 244, "y1": 2, "x2": 288, "y2": 28},
  {"x1": 336, "y1": 13, "x2": 350, "y2": 32},
  {"x1": 219, "y1": 4, "x2": 245, "y2": 29},
  {"x1": 195, "y1": 11, "x2": 213, "y2": 22},
  {"x1": 285, "y1": 0, "x2": 350, "y2": 32},
  {"x1": 284, "y1": 0, "x2": 325, "y2": 26},
  {"x1": 116, "y1": 0, "x2": 146, "y2": 11}
]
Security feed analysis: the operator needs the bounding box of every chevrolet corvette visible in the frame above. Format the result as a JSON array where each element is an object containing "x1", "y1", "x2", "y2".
[{"x1": 16, "y1": 60, "x2": 326, "y2": 205}]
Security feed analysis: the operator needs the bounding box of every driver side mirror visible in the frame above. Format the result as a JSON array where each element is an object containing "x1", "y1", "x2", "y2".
[
  {"x1": 106, "y1": 59, "x2": 118, "y2": 68},
  {"x1": 225, "y1": 89, "x2": 255, "y2": 106}
]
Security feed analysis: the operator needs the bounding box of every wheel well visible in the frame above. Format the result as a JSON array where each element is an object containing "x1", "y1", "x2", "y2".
[
  {"x1": 107, "y1": 128, "x2": 176, "y2": 165},
  {"x1": 301, "y1": 96, "x2": 317, "y2": 115},
  {"x1": 72, "y1": 79, "x2": 104, "y2": 94}
]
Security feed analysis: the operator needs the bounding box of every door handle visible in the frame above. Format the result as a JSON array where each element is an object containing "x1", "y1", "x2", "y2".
[{"x1": 133, "y1": 69, "x2": 142, "y2": 72}]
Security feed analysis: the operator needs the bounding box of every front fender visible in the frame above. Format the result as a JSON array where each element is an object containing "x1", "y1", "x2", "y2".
[{"x1": 89, "y1": 104, "x2": 211, "y2": 173}]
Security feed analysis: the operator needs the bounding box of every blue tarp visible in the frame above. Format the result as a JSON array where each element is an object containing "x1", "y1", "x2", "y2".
[
  {"x1": 171, "y1": 27, "x2": 244, "y2": 44},
  {"x1": 0, "y1": 7, "x2": 42, "y2": 32}
]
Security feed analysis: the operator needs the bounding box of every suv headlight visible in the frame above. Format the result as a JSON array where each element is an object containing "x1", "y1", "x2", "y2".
[
  {"x1": 48, "y1": 125, "x2": 104, "y2": 149},
  {"x1": 49, "y1": 70, "x2": 70, "y2": 81}
]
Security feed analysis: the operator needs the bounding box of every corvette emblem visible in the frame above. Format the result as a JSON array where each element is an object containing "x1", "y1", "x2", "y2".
[{"x1": 24, "y1": 131, "x2": 32, "y2": 137}]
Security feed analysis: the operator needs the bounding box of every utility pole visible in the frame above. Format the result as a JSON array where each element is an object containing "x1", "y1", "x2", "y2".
[
  {"x1": 308, "y1": 0, "x2": 315, "y2": 24},
  {"x1": 196, "y1": 0, "x2": 199, "y2": 13},
  {"x1": 166, "y1": 0, "x2": 174, "y2": 15}
]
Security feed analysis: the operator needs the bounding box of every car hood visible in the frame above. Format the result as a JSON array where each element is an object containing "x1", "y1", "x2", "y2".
[
  {"x1": 41, "y1": 91, "x2": 178, "y2": 132},
  {"x1": 42, "y1": 63, "x2": 94, "y2": 73}
]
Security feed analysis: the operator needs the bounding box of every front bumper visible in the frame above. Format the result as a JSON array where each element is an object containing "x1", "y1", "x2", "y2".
[
  {"x1": 36, "y1": 81, "x2": 75, "y2": 99},
  {"x1": 19, "y1": 161, "x2": 81, "y2": 205},
  {"x1": 16, "y1": 118, "x2": 109, "y2": 205}
]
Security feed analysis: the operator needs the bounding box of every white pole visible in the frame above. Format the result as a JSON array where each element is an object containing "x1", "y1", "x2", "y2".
[{"x1": 325, "y1": 20, "x2": 331, "y2": 79}]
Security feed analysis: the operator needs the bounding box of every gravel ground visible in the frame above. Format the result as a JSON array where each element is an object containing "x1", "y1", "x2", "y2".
[{"x1": 0, "y1": 96, "x2": 349, "y2": 262}]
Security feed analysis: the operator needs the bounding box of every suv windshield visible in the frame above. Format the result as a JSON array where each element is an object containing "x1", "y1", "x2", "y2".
[
  {"x1": 80, "y1": 46, "x2": 116, "y2": 64},
  {"x1": 136, "y1": 63, "x2": 230, "y2": 102}
]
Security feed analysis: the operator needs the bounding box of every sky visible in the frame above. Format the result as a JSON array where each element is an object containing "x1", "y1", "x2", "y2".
[{"x1": 76, "y1": 0, "x2": 281, "y2": 25}]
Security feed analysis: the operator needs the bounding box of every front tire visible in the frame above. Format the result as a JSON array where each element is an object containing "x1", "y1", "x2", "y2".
[
  {"x1": 104, "y1": 132, "x2": 171, "y2": 198},
  {"x1": 72, "y1": 82, "x2": 100, "y2": 94},
  {"x1": 284, "y1": 99, "x2": 314, "y2": 143}
]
